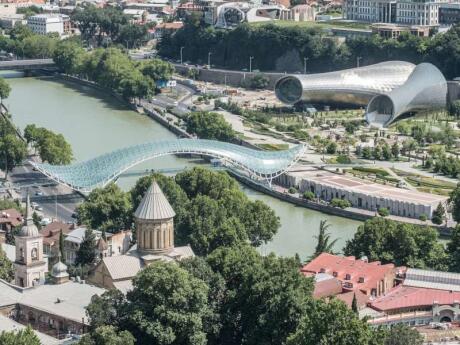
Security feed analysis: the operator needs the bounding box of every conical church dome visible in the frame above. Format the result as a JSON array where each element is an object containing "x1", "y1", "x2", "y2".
[{"x1": 134, "y1": 180, "x2": 176, "y2": 221}]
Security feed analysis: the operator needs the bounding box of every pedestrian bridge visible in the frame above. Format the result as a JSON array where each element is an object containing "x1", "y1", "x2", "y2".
[{"x1": 30, "y1": 139, "x2": 306, "y2": 193}]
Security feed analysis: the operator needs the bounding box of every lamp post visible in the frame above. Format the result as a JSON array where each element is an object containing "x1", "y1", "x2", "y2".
[
  {"x1": 208, "y1": 52, "x2": 212, "y2": 68},
  {"x1": 303, "y1": 57, "x2": 308, "y2": 74},
  {"x1": 249, "y1": 56, "x2": 254, "y2": 73},
  {"x1": 180, "y1": 46, "x2": 184, "y2": 64},
  {"x1": 357, "y1": 56, "x2": 362, "y2": 68}
]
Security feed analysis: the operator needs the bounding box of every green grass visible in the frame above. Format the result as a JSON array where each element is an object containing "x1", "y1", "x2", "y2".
[
  {"x1": 392, "y1": 168, "x2": 456, "y2": 190},
  {"x1": 250, "y1": 20, "x2": 371, "y2": 31},
  {"x1": 256, "y1": 143, "x2": 289, "y2": 151},
  {"x1": 352, "y1": 166, "x2": 389, "y2": 177}
]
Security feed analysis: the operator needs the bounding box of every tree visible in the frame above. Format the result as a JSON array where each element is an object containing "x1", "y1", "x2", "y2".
[
  {"x1": 86, "y1": 289, "x2": 127, "y2": 330},
  {"x1": 383, "y1": 324, "x2": 423, "y2": 345},
  {"x1": 248, "y1": 74, "x2": 269, "y2": 89},
  {"x1": 23, "y1": 126, "x2": 73, "y2": 165},
  {"x1": 362, "y1": 146, "x2": 372, "y2": 159},
  {"x1": 391, "y1": 142, "x2": 400, "y2": 160},
  {"x1": 0, "y1": 326, "x2": 41, "y2": 345},
  {"x1": 378, "y1": 207, "x2": 390, "y2": 217},
  {"x1": 79, "y1": 326, "x2": 135, "y2": 345},
  {"x1": 344, "y1": 217, "x2": 448, "y2": 271},
  {"x1": 124, "y1": 262, "x2": 210, "y2": 345},
  {"x1": 75, "y1": 228, "x2": 96, "y2": 266},
  {"x1": 140, "y1": 59, "x2": 175, "y2": 82},
  {"x1": 447, "y1": 225, "x2": 460, "y2": 272},
  {"x1": 431, "y1": 202, "x2": 446, "y2": 225},
  {"x1": 286, "y1": 299, "x2": 380, "y2": 345},
  {"x1": 0, "y1": 133, "x2": 27, "y2": 179},
  {"x1": 0, "y1": 246, "x2": 14, "y2": 282},
  {"x1": 207, "y1": 245, "x2": 313, "y2": 345},
  {"x1": 0, "y1": 77, "x2": 11, "y2": 102},
  {"x1": 310, "y1": 220, "x2": 338, "y2": 260},
  {"x1": 351, "y1": 293, "x2": 358, "y2": 314},
  {"x1": 382, "y1": 143, "x2": 392, "y2": 160},
  {"x1": 186, "y1": 111, "x2": 235, "y2": 142},
  {"x1": 326, "y1": 141, "x2": 337, "y2": 154},
  {"x1": 76, "y1": 183, "x2": 132, "y2": 232},
  {"x1": 53, "y1": 39, "x2": 85, "y2": 75},
  {"x1": 450, "y1": 183, "x2": 460, "y2": 222}
]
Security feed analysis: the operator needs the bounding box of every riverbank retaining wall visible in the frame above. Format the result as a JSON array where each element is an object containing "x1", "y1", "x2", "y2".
[{"x1": 174, "y1": 64, "x2": 285, "y2": 89}]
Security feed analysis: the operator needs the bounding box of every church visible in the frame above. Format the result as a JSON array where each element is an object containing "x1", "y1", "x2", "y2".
[{"x1": 87, "y1": 180, "x2": 195, "y2": 292}]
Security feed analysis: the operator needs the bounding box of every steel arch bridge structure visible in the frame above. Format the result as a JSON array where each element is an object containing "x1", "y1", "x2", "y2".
[{"x1": 30, "y1": 139, "x2": 306, "y2": 193}]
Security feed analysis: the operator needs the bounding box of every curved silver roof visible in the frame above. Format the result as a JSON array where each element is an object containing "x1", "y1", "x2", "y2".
[
  {"x1": 366, "y1": 63, "x2": 447, "y2": 127},
  {"x1": 31, "y1": 139, "x2": 306, "y2": 192},
  {"x1": 275, "y1": 61, "x2": 415, "y2": 105}
]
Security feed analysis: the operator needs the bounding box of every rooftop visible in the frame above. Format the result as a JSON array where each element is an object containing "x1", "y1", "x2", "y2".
[
  {"x1": 403, "y1": 268, "x2": 460, "y2": 292},
  {"x1": 301, "y1": 253, "x2": 395, "y2": 294},
  {"x1": 295, "y1": 169, "x2": 447, "y2": 206},
  {"x1": 371, "y1": 285, "x2": 460, "y2": 312},
  {"x1": 0, "y1": 208, "x2": 22, "y2": 227},
  {"x1": 134, "y1": 180, "x2": 176, "y2": 221},
  {"x1": 0, "y1": 279, "x2": 105, "y2": 324}
]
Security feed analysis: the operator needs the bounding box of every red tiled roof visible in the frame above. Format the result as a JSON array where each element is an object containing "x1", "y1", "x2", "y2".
[
  {"x1": 0, "y1": 208, "x2": 22, "y2": 227},
  {"x1": 301, "y1": 253, "x2": 395, "y2": 294},
  {"x1": 336, "y1": 290, "x2": 369, "y2": 309},
  {"x1": 156, "y1": 22, "x2": 183, "y2": 30},
  {"x1": 371, "y1": 285, "x2": 460, "y2": 312},
  {"x1": 313, "y1": 277, "x2": 342, "y2": 298},
  {"x1": 39, "y1": 221, "x2": 72, "y2": 246}
]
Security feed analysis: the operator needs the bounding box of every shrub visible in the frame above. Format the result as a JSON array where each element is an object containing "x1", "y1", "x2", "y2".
[
  {"x1": 336, "y1": 155, "x2": 351, "y2": 164},
  {"x1": 330, "y1": 198, "x2": 351, "y2": 209},
  {"x1": 419, "y1": 214, "x2": 427, "y2": 222},
  {"x1": 288, "y1": 187, "x2": 297, "y2": 194},
  {"x1": 303, "y1": 191, "x2": 315, "y2": 200},
  {"x1": 378, "y1": 207, "x2": 390, "y2": 217}
]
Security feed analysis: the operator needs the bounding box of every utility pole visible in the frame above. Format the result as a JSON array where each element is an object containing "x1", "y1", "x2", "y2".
[
  {"x1": 208, "y1": 52, "x2": 212, "y2": 68},
  {"x1": 357, "y1": 56, "x2": 362, "y2": 68},
  {"x1": 303, "y1": 57, "x2": 308, "y2": 74},
  {"x1": 180, "y1": 46, "x2": 184, "y2": 64},
  {"x1": 249, "y1": 56, "x2": 254, "y2": 73}
]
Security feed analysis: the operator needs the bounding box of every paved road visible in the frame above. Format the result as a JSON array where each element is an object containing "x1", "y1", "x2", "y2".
[{"x1": 8, "y1": 161, "x2": 82, "y2": 223}]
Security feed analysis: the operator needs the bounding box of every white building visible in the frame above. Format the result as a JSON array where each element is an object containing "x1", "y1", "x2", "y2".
[
  {"x1": 27, "y1": 14, "x2": 64, "y2": 35},
  {"x1": 343, "y1": 0, "x2": 445, "y2": 26}
]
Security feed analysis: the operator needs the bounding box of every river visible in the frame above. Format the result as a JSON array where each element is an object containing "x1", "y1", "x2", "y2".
[{"x1": 5, "y1": 74, "x2": 361, "y2": 259}]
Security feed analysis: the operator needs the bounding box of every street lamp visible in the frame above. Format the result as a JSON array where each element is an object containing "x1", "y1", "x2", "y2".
[
  {"x1": 249, "y1": 56, "x2": 254, "y2": 73},
  {"x1": 180, "y1": 46, "x2": 184, "y2": 64},
  {"x1": 303, "y1": 57, "x2": 308, "y2": 74},
  {"x1": 208, "y1": 52, "x2": 212, "y2": 68},
  {"x1": 357, "y1": 56, "x2": 362, "y2": 68}
]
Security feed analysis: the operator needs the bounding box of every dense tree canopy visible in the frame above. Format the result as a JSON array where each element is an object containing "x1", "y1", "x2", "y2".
[
  {"x1": 159, "y1": 20, "x2": 460, "y2": 78},
  {"x1": 186, "y1": 112, "x2": 235, "y2": 142},
  {"x1": 131, "y1": 168, "x2": 280, "y2": 255},
  {"x1": 24, "y1": 124, "x2": 73, "y2": 165},
  {"x1": 0, "y1": 326, "x2": 41, "y2": 345},
  {"x1": 79, "y1": 326, "x2": 135, "y2": 345},
  {"x1": 0, "y1": 247, "x2": 14, "y2": 282},
  {"x1": 75, "y1": 228, "x2": 97, "y2": 266},
  {"x1": 125, "y1": 262, "x2": 210, "y2": 345},
  {"x1": 76, "y1": 183, "x2": 132, "y2": 232},
  {"x1": 343, "y1": 217, "x2": 448, "y2": 270},
  {"x1": 0, "y1": 113, "x2": 27, "y2": 179}
]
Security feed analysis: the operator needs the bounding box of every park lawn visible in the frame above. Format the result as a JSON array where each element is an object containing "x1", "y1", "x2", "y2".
[{"x1": 257, "y1": 143, "x2": 290, "y2": 151}]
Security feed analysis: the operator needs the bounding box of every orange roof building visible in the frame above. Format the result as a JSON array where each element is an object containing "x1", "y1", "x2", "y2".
[
  {"x1": 301, "y1": 253, "x2": 396, "y2": 297},
  {"x1": 0, "y1": 208, "x2": 22, "y2": 231}
]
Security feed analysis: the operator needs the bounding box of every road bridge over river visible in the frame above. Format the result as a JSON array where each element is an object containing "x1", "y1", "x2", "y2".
[{"x1": 0, "y1": 59, "x2": 56, "y2": 71}]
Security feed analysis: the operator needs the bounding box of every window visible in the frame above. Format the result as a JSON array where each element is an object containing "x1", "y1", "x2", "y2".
[
  {"x1": 333, "y1": 271, "x2": 338, "y2": 277},
  {"x1": 31, "y1": 248, "x2": 38, "y2": 261},
  {"x1": 345, "y1": 273, "x2": 351, "y2": 280},
  {"x1": 359, "y1": 276, "x2": 365, "y2": 283}
]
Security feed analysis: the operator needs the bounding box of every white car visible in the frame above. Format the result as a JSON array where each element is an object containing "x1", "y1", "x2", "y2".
[{"x1": 40, "y1": 218, "x2": 51, "y2": 226}]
